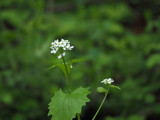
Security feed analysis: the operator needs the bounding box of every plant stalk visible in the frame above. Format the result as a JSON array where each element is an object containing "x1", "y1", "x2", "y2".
[
  {"x1": 61, "y1": 52, "x2": 81, "y2": 120},
  {"x1": 92, "y1": 92, "x2": 108, "y2": 120},
  {"x1": 77, "y1": 113, "x2": 81, "y2": 120},
  {"x1": 61, "y1": 55, "x2": 73, "y2": 91}
]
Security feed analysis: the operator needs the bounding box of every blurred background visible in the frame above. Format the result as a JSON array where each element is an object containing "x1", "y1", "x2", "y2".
[{"x1": 0, "y1": 0, "x2": 160, "y2": 120}]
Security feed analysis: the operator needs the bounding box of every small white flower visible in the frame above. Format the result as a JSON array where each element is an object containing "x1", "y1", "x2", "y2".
[
  {"x1": 63, "y1": 47, "x2": 66, "y2": 50},
  {"x1": 54, "y1": 40, "x2": 59, "y2": 46},
  {"x1": 60, "y1": 42, "x2": 65, "y2": 47},
  {"x1": 66, "y1": 44, "x2": 70, "y2": 49},
  {"x1": 51, "y1": 42, "x2": 54, "y2": 45},
  {"x1": 101, "y1": 78, "x2": 114, "y2": 85},
  {"x1": 50, "y1": 46, "x2": 54, "y2": 49},
  {"x1": 101, "y1": 79, "x2": 107, "y2": 84},
  {"x1": 107, "y1": 78, "x2": 114, "y2": 84},
  {"x1": 51, "y1": 50, "x2": 56, "y2": 54},
  {"x1": 50, "y1": 39, "x2": 74, "y2": 57},
  {"x1": 70, "y1": 65, "x2": 73, "y2": 68},
  {"x1": 58, "y1": 55, "x2": 62, "y2": 59},
  {"x1": 69, "y1": 46, "x2": 74, "y2": 50},
  {"x1": 55, "y1": 47, "x2": 58, "y2": 51},
  {"x1": 62, "y1": 52, "x2": 66, "y2": 56}
]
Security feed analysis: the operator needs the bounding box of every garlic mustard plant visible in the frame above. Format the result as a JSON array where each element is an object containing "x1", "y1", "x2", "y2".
[
  {"x1": 92, "y1": 78, "x2": 120, "y2": 120},
  {"x1": 48, "y1": 39, "x2": 120, "y2": 120}
]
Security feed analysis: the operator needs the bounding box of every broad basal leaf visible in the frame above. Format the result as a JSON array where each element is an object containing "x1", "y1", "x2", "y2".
[{"x1": 48, "y1": 87, "x2": 90, "y2": 120}]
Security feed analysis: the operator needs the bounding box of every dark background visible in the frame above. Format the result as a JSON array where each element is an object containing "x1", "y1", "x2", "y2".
[{"x1": 0, "y1": 0, "x2": 160, "y2": 120}]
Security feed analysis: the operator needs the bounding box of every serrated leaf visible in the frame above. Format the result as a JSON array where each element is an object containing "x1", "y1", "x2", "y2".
[
  {"x1": 48, "y1": 87, "x2": 90, "y2": 120},
  {"x1": 110, "y1": 85, "x2": 121, "y2": 90}
]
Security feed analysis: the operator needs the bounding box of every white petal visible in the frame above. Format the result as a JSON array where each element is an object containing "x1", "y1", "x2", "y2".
[
  {"x1": 61, "y1": 38, "x2": 65, "y2": 41},
  {"x1": 70, "y1": 46, "x2": 74, "y2": 49},
  {"x1": 51, "y1": 50, "x2": 56, "y2": 54},
  {"x1": 63, "y1": 47, "x2": 66, "y2": 50},
  {"x1": 50, "y1": 46, "x2": 54, "y2": 49},
  {"x1": 62, "y1": 52, "x2": 66, "y2": 56},
  {"x1": 58, "y1": 55, "x2": 62, "y2": 59}
]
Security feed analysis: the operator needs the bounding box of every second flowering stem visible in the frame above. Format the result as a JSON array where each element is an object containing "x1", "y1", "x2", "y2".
[{"x1": 92, "y1": 92, "x2": 108, "y2": 120}]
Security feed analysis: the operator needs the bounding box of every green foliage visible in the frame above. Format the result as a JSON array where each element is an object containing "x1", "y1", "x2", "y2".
[
  {"x1": 109, "y1": 85, "x2": 121, "y2": 90},
  {"x1": 48, "y1": 87, "x2": 90, "y2": 120},
  {"x1": 106, "y1": 114, "x2": 145, "y2": 120},
  {"x1": 67, "y1": 58, "x2": 85, "y2": 64},
  {"x1": 146, "y1": 54, "x2": 160, "y2": 68},
  {"x1": 48, "y1": 63, "x2": 70, "y2": 79},
  {"x1": 0, "y1": 0, "x2": 160, "y2": 119},
  {"x1": 97, "y1": 87, "x2": 107, "y2": 93},
  {"x1": 48, "y1": 58, "x2": 83, "y2": 79}
]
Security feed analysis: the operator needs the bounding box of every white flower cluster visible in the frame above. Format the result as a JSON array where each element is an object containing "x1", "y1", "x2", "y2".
[
  {"x1": 101, "y1": 78, "x2": 114, "y2": 85},
  {"x1": 50, "y1": 39, "x2": 74, "y2": 59}
]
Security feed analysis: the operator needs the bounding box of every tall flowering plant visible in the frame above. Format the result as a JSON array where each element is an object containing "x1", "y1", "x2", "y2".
[{"x1": 48, "y1": 39, "x2": 120, "y2": 120}]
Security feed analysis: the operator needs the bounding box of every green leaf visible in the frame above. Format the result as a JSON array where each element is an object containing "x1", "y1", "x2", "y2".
[
  {"x1": 97, "y1": 87, "x2": 107, "y2": 93},
  {"x1": 48, "y1": 58, "x2": 84, "y2": 79},
  {"x1": 48, "y1": 87, "x2": 91, "y2": 120},
  {"x1": 48, "y1": 64, "x2": 57, "y2": 70},
  {"x1": 56, "y1": 64, "x2": 71, "y2": 79},
  {"x1": 109, "y1": 85, "x2": 121, "y2": 90},
  {"x1": 67, "y1": 58, "x2": 85, "y2": 64},
  {"x1": 146, "y1": 54, "x2": 160, "y2": 68},
  {"x1": 47, "y1": 63, "x2": 70, "y2": 79}
]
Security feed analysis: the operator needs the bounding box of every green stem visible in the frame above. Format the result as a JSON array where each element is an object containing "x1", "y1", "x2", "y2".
[
  {"x1": 62, "y1": 55, "x2": 73, "y2": 91},
  {"x1": 92, "y1": 92, "x2": 108, "y2": 120},
  {"x1": 77, "y1": 113, "x2": 81, "y2": 120},
  {"x1": 60, "y1": 50, "x2": 80, "y2": 120},
  {"x1": 63, "y1": 77, "x2": 71, "y2": 93}
]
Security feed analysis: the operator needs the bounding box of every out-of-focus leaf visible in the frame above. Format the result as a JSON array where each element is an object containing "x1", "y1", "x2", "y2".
[
  {"x1": 145, "y1": 94, "x2": 155, "y2": 104},
  {"x1": 48, "y1": 64, "x2": 57, "y2": 70},
  {"x1": 146, "y1": 54, "x2": 160, "y2": 68},
  {"x1": 128, "y1": 115, "x2": 145, "y2": 120},
  {"x1": 97, "y1": 87, "x2": 107, "y2": 93},
  {"x1": 110, "y1": 85, "x2": 121, "y2": 90}
]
